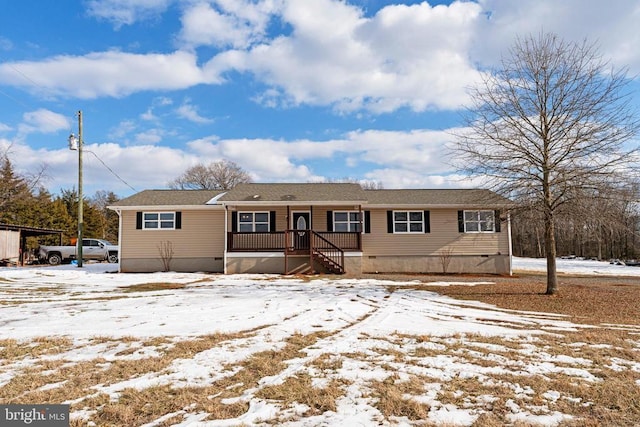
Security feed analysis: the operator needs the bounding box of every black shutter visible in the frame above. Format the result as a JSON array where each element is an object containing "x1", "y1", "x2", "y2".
[
  {"x1": 327, "y1": 211, "x2": 333, "y2": 232},
  {"x1": 424, "y1": 210, "x2": 430, "y2": 233},
  {"x1": 387, "y1": 211, "x2": 393, "y2": 233},
  {"x1": 136, "y1": 212, "x2": 142, "y2": 229},
  {"x1": 175, "y1": 212, "x2": 182, "y2": 229},
  {"x1": 232, "y1": 211, "x2": 238, "y2": 232},
  {"x1": 270, "y1": 211, "x2": 276, "y2": 231},
  {"x1": 495, "y1": 210, "x2": 501, "y2": 232},
  {"x1": 458, "y1": 211, "x2": 464, "y2": 233},
  {"x1": 364, "y1": 211, "x2": 371, "y2": 234}
]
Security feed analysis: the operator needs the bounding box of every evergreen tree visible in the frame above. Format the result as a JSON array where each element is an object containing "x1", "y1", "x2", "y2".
[{"x1": 0, "y1": 156, "x2": 33, "y2": 225}]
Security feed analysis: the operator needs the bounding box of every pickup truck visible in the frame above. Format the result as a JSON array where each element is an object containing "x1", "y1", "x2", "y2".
[{"x1": 39, "y1": 239, "x2": 119, "y2": 265}]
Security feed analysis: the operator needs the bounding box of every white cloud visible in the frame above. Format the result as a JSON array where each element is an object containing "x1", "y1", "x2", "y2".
[
  {"x1": 473, "y1": 0, "x2": 640, "y2": 73},
  {"x1": 0, "y1": 123, "x2": 12, "y2": 132},
  {"x1": 86, "y1": 0, "x2": 172, "y2": 29},
  {"x1": 185, "y1": 128, "x2": 454, "y2": 186},
  {"x1": 0, "y1": 37, "x2": 12, "y2": 51},
  {"x1": 0, "y1": 51, "x2": 217, "y2": 99},
  {"x1": 207, "y1": 0, "x2": 484, "y2": 113},
  {"x1": 2, "y1": 0, "x2": 638, "y2": 115},
  {"x1": 176, "y1": 100, "x2": 214, "y2": 124},
  {"x1": 178, "y1": 1, "x2": 279, "y2": 49},
  {"x1": 18, "y1": 109, "x2": 70, "y2": 136},
  {"x1": 134, "y1": 129, "x2": 164, "y2": 144}
]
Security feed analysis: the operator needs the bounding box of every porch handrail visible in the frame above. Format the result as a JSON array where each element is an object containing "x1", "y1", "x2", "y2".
[{"x1": 310, "y1": 231, "x2": 344, "y2": 274}]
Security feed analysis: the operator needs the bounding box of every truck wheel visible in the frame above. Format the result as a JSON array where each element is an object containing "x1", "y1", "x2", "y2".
[
  {"x1": 48, "y1": 253, "x2": 62, "y2": 265},
  {"x1": 108, "y1": 252, "x2": 119, "y2": 263}
]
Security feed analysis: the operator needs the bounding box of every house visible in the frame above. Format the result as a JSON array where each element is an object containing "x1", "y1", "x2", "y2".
[{"x1": 109, "y1": 183, "x2": 513, "y2": 275}]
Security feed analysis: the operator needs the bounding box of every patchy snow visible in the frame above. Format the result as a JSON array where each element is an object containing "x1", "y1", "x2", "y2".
[{"x1": 0, "y1": 259, "x2": 637, "y2": 426}]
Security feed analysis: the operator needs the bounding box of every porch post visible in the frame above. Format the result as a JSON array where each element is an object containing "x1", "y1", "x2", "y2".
[{"x1": 284, "y1": 206, "x2": 290, "y2": 274}]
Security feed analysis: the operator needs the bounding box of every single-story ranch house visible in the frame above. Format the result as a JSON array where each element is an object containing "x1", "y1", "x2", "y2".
[{"x1": 109, "y1": 183, "x2": 513, "y2": 275}]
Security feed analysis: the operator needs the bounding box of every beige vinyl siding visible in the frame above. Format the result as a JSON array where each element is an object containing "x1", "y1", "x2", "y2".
[
  {"x1": 362, "y1": 208, "x2": 509, "y2": 256},
  {"x1": 226, "y1": 205, "x2": 363, "y2": 231},
  {"x1": 121, "y1": 209, "x2": 225, "y2": 259}
]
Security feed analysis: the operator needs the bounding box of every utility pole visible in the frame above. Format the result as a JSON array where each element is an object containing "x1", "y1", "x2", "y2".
[{"x1": 68, "y1": 110, "x2": 83, "y2": 267}]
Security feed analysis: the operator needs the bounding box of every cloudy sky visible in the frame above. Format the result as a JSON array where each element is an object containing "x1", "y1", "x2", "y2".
[{"x1": 0, "y1": 0, "x2": 639, "y2": 197}]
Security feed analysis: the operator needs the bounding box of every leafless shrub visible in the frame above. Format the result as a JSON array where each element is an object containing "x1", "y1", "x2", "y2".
[
  {"x1": 438, "y1": 247, "x2": 455, "y2": 273},
  {"x1": 157, "y1": 240, "x2": 174, "y2": 272}
]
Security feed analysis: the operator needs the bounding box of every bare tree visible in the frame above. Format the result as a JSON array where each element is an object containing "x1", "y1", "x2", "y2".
[
  {"x1": 168, "y1": 160, "x2": 252, "y2": 190},
  {"x1": 452, "y1": 32, "x2": 640, "y2": 295}
]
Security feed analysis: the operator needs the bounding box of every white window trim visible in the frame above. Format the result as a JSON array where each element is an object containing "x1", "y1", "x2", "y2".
[
  {"x1": 463, "y1": 210, "x2": 496, "y2": 233},
  {"x1": 238, "y1": 211, "x2": 270, "y2": 232},
  {"x1": 333, "y1": 211, "x2": 363, "y2": 233},
  {"x1": 143, "y1": 212, "x2": 176, "y2": 230},
  {"x1": 393, "y1": 210, "x2": 424, "y2": 234}
]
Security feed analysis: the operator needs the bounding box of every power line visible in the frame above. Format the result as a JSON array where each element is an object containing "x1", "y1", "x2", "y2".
[{"x1": 85, "y1": 149, "x2": 137, "y2": 192}]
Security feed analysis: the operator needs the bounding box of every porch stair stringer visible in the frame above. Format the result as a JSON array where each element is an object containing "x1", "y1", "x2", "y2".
[{"x1": 312, "y1": 249, "x2": 344, "y2": 274}]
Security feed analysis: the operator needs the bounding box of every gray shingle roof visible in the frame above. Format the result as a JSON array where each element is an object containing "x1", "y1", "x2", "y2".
[
  {"x1": 111, "y1": 189, "x2": 225, "y2": 207},
  {"x1": 364, "y1": 189, "x2": 512, "y2": 207},
  {"x1": 218, "y1": 183, "x2": 367, "y2": 203},
  {"x1": 110, "y1": 185, "x2": 511, "y2": 208}
]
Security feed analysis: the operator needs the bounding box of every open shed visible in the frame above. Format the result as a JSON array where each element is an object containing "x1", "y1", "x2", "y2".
[{"x1": 0, "y1": 223, "x2": 63, "y2": 265}]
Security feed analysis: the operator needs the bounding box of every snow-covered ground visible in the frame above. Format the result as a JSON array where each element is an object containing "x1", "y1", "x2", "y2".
[
  {"x1": 514, "y1": 256, "x2": 640, "y2": 277},
  {"x1": 0, "y1": 259, "x2": 638, "y2": 426}
]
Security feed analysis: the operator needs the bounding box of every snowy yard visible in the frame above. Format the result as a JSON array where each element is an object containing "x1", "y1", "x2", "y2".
[{"x1": 0, "y1": 258, "x2": 639, "y2": 426}]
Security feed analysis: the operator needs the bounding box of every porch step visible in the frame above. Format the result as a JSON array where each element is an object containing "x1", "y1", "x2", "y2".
[{"x1": 312, "y1": 250, "x2": 344, "y2": 274}]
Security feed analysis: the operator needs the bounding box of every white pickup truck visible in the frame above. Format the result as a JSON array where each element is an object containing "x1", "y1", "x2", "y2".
[{"x1": 39, "y1": 239, "x2": 119, "y2": 265}]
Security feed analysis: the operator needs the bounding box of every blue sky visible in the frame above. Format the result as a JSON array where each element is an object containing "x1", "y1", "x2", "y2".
[{"x1": 1, "y1": 0, "x2": 639, "y2": 198}]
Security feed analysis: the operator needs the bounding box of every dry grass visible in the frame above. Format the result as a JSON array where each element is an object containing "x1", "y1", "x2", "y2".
[
  {"x1": 119, "y1": 282, "x2": 188, "y2": 292},
  {"x1": 368, "y1": 375, "x2": 431, "y2": 420},
  {"x1": 410, "y1": 273, "x2": 640, "y2": 326},
  {"x1": 2, "y1": 274, "x2": 640, "y2": 425},
  {"x1": 256, "y1": 373, "x2": 346, "y2": 416}
]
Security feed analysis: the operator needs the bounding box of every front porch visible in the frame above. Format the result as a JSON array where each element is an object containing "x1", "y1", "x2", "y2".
[{"x1": 226, "y1": 230, "x2": 362, "y2": 274}]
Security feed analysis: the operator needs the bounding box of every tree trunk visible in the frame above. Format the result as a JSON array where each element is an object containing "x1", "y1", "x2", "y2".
[{"x1": 545, "y1": 212, "x2": 558, "y2": 295}]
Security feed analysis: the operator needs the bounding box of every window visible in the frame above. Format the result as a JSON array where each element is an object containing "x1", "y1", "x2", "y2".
[
  {"x1": 333, "y1": 211, "x2": 362, "y2": 232},
  {"x1": 463, "y1": 210, "x2": 495, "y2": 233},
  {"x1": 393, "y1": 211, "x2": 424, "y2": 233},
  {"x1": 238, "y1": 212, "x2": 270, "y2": 232},
  {"x1": 143, "y1": 212, "x2": 176, "y2": 230}
]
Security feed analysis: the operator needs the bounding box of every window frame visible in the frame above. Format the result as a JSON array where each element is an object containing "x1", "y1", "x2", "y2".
[
  {"x1": 392, "y1": 210, "x2": 424, "y2": 234},
  {"x1": 142, "y1": 212, "x2": 176, "y2": 230},
  {"x1": 463, "y1": 210, "x2": 496, "y2": 233},
  {"x1": 333, "y1": 211, "x2": 363, "y2": 233},
  {"x1": 238, "y1": 211, "x2": 271, "y2": 233}
]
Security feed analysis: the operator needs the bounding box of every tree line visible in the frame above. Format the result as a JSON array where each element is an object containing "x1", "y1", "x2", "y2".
[
  {"x1": 510, "y1": 185, "x2": 640, "y2": 261},
  {"x1": 0, "y1": 154, "x2": 119, "y2": 250}
]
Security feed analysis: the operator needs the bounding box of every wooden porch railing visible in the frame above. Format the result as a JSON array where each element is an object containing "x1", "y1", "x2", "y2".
[
  {"x1": 227, "y1": 231, "x2": 361, "y2": 252},
  {"x1": 226, "y1": 231, "x2": 285, "y2": 251}
]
